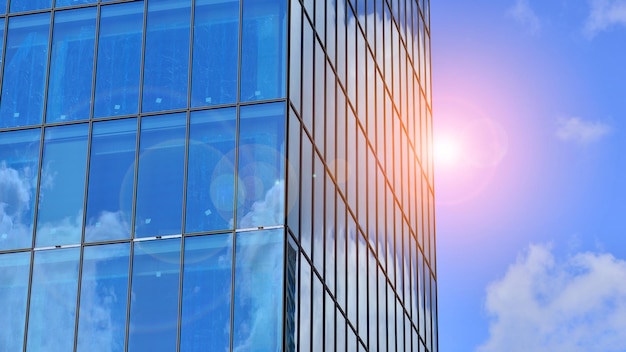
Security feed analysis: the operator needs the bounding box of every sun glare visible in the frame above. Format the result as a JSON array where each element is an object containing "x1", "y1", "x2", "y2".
[{"x1": 434, "y1": 135, "x2": 462, "y2": 168}]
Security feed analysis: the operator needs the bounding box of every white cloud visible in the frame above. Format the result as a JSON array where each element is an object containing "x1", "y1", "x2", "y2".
[
  {"x1": 507, "y1": 0, "x2": 542, "y2": 34},
  {"x1": 478, "y1": 244, "x2": 626, "y2": 352},
  {"x1": 556, "y1": 117, "x2": 611, "y2": 145},
  {"x1": 584, "y1": 0, "x2": 626, "y2": 37}
]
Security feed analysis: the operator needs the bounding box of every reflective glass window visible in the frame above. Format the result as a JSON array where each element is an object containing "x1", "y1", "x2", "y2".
[
  {"x1": 94, "y1": 2, "x2": 143, "y2": 118},
  {"x1": 0, "y1": 251, "x2": 30, "y2": 351},
  {"x1": 36, "y1": 124, "x2": 89, "y2": 247},
  {"x1": 191, "y1": 0, "x2": 239, "y2": 107},
  {"x1": 26, "y1": 248, "x2": 80, "y2": 352},
  {"x1": 186, "y1": 108, "x2": 236, "y2": 233},
  {"x1": 180, "y1": 234, "x2": 232, "y2": 351},
  {"x1": 135, "y1": 113, "x2": 186, "y2": 238},
  {"x1": 76, "y1": 243, "x2": 130, "y2": 352},
  {"x1": 46, "y1": 8, "x2": 97, "y2": 123},
  {"x1": 55, "y1": 0, "x2": 96, "y2": 8},
  {"x1": 142, "y1": 0, "x2": 191, "y2": 113},
  {"x1": 240, "y1": 0, "x2": 286, "y2": 102},
  {"x1": 128, "y1": 238, "x2": 181, "y2": 351},
  {"x1": 85, "y1": 118, "x2": 137, "y2": 242},
  {"x1": 236, "y1": 102, "x2": 286, "y2": 228},
  {"x1": 9, "y1": 0, "x2": 50, "y2": 13},
  {"x1": 0, "y1": 2, "x2": 5, "y2": 14},
  {"x1": 233, "y1": 229, "x2": 284, "y2": 350},
  {"x1": 0, "y1": 18, "x2": 4, "y2": 57},
  {"x1": 0, "y1": 13, "x2": 50, "y2": 128},
  {"x1": 0, "y1": 128, "x2": 40, "y2": 250}
]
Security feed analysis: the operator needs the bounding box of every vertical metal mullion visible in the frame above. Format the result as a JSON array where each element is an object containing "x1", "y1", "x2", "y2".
[
  {"x1": 176, "y1": 2, "x2": 195, "y2": 348},
  {"x1": 229, "y1": 0, "x2": 244, "y2": 349},
  {"x1": 124, "y1": 4, "x2": 148, "y2": 350}
]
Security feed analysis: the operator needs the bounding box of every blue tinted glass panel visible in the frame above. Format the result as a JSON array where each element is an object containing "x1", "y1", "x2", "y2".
[
  {"x1": 128, "y1": 239, "x2": 180, "y2": 352},
  {"x1": 135, "y1": 114, "x2": 186, "y2": 237},
  {"x1": 0, "y1": 129, "x2": 40, "y2": 250},
  {"x1": 36, "y1": 124, "x2": 88, "y2": 247},
  {"x1": 240, "y1": 0, "x2": 286, "y2": 102},
  {"x1": 85, "y1": 118, "x2": 136, "y2": 242},
  {"x1": 0, "y1": 251, "x2": 30, "y2": 351},
  {"x1": 0, "y1": 2, "x2": 5, "y2": 14},
  {"x1": 0, "y1": 13, "x2": 49, "y2": 128},
  {"x1": 46, "y1": 8, "x2": 97, "y2": 123},
  {"x1": 0, "y1": 19, "x2": 4, "y2": 57},
  {"x1": 26, "y1": 248, "x2": 80, "y2": 352},
  {"x1": 233, "y1": 229, "x2": 284, "y2": 351},
  {"x1": 55, "y1": 0, "x2": 96, "y2": 7},
  {"x1": 77, "y1": 243, "x2": 130, "y2": 352},
  {"x1": 142, "y1": 0, "x2": 191, "y2": 113},
  {"x1": 236, "y1": 102, "x2": 286, "y2": 228},
  {"x1": 94, "y1": 2, "x2": 143, "y2": 118},
  {"x1": 181, "y1": 234, "x2": 232, "y2": 351},
  {"x1": 9, "y1": 0, "x2": 50, "y2": 13},
  {"x1": 186, "y1": 109, "x2": 236, "y2": 233},
  {"x1": 191, "y1": 0, "x2": 238, "y2": 107}
]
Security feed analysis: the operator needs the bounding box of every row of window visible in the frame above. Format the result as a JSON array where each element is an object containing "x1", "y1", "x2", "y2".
[
  {"x1": 0, "y1": 0, "x2": 286, "y2": 128},
  {"x1": 0, "y1": 102, "x2": 286, "y2": 251},
  {"x1": 0, "y1": 229, "x2": 285, "y2": 351}
]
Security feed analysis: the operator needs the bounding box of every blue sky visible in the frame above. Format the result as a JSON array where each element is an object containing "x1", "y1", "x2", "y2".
[{"x1": 431, "y1": 1, "x2": 626, "y2": 351}]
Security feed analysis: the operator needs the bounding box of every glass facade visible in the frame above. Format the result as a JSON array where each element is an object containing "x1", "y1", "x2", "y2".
[{"x1": 0, "y1": 0, "x2": 434, "y2": 351}]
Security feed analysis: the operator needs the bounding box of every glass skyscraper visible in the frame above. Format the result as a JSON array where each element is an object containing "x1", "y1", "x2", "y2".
[{"x1": 0, "y1": 0, "x2": 434, "y2": 351}]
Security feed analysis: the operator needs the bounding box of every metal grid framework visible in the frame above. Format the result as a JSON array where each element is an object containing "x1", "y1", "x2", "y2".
[{"x1": 0, "y1": 0, "x2": 435, "y2": 351}]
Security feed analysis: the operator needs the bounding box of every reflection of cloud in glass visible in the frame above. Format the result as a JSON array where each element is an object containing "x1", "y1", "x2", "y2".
[
  {"x1": 236, "y1": 179, "x2": 285, "y2": 229},
  {"x1": 0, "y1": 163, "x2": 34, "y2": 248}
]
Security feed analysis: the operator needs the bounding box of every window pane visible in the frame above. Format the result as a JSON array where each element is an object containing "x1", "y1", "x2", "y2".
[
  {"x1": 191, "y1": 0, "x2": 239, "y2": 107},
  {"x1": 77, "y1": 243, "x2": 130, "y2": 352},
  {"x1": 0, "y1": 13, "x2": 50, "y2": 128},
  {"x1": 180, "y1": 234, "x2": 232, "y2": 351},
  {"x1": 240, "y1": 0, "x2": 286, "y2": 102},
  {"x1": 236, "y1": 102, "x2": 286, "y2": 228},
  {"x1": 55, "y1": 0, "x2": 96, "y2": 8},
  {"x1": 85, "y1": 118, "x2": 136, "y2": 242},
  {"x1": 128, "y1": 238, "x2": 180, "y2": 352},
  {"x1": 46, "y1": 8, "x2": 97, "y2": 123},
  {"x1": 0, "y1": 251, "x2": 30, "y2": 351},
  {"x1": 233, "y1": 229, "x2": 284, "y2": 351},
  {"x1": 0, "y1": 2, "x2": 5, "y2": 15},
  {"x1": 26, "y1": 248, "x2": 80, "y2": 352},
  {"x1": 135, "y1": 113, "x2": 186, "y2": 237},
  {"x1": 0, "y1": 128, "x2": 40, "y2": 250},
  {"x1": 142, "y1": 0, "x2": 191, "y2": 113},
  {"x1": 186, "y1": 108, "x2": 236, "y2": 233},
  {"x1": 10, "y1": 0, "x2": 50, "y2": 13},
  {"x1": 36, "y1": 124, "x2": 89, "y2": 247},
  {"x1": 94, "y1": 2, "x2": 143, "y2": 118}
]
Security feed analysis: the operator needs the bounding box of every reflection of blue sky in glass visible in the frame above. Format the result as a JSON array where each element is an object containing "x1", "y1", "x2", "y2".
[
  {"x1": 0, "y1": 251, "x2": 29, "y2": 351},
  {"x1": 128, "y1": 239, "x2": 181, "y2": 351},
  {"x1": 85, "y1": 119, "x2": 136, "y2": 242},
  {"x1": 36, "y1": 124, "x2": 88, "y2": 247},
  {"x1": 27, "y1": 247, "x2": 80, "y2": 351}
]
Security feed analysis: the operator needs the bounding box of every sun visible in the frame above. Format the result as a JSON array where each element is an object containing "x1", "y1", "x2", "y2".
[{"x1": 434, "y1": 134, "x2": 463, "y2": 168}]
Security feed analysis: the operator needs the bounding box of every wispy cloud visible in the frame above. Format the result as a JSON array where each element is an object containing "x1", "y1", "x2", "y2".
[
  {"x1": 584, "y1": 0, "x2": 626, "y2": 38},
  {"x1": 507, "y1": 0, "x2": 542, "y2": 35},
  {"x1": 556, "y1": 117, "x2": 611, "y2": 145},
  {"x1": 477, "y1": 244, "x2": 626, "y2": 352}
]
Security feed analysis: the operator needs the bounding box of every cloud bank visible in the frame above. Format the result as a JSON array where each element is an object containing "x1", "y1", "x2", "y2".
[
  {"x1": 506, "y1": 0, "x2": 541, "y2": 34},
  {"x1": 478, "y1": 244, "x2": 626, "y2": 352},
  {"x1": 556, "y1": 117, "x2": 611, "y2": 145},
  {"x1": 584, "y1": 0, "x2": 626, "y2": 37}
]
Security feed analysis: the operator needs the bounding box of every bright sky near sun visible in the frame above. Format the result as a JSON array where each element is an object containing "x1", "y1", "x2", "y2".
[{"x1": 431, "y1": 1, "x2": 626, "y2": 351}]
